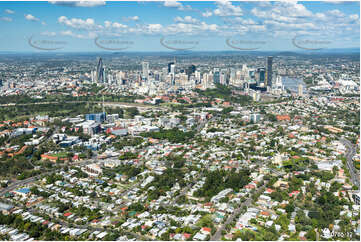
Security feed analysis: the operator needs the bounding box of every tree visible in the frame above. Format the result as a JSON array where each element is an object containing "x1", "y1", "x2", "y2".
[
  {"x1": 285, "y1": 203, "x2": 295, "y2": 214},
  {"x1": 332, "y1": 165, "x2": 338, "y2": 175},
  {"x1": 197, "y1": 214, "x2": 214, "y2": 229},
  {"x1": 306, "y1": 229, "x2": 316, "y2": 240},
  {"x1": 276, "y1": 214, "x2": 290, "y2": 231},
  {"x1": 125, "y1": 107, "x2": 139, "y2": 118}
]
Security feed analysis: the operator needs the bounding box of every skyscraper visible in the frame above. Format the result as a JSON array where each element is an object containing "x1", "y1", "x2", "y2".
[
  {"x1": 255, "y1": 68, "x2": 266, "y2": 86},
  {"x1": 96, "y1": 57, "x2": 105, "y2": 83},
  {"x1": 108, "y1": 73, "x2": 113, "y2": 85},
  {"x1": 168, "y1": 62, "x2": 175, "y2": 73},
  {"x1": 142, "y1": 61, "x2": 149, "y2": 80},
  {"x1": 213, "y1": 68, "x2": 220, "y2": 84},
  {"x1": 186, "y1": 64, "x2": 196, "y2": 76},
  {"x1": 298, "y1": 84, "x2": 304, "y2": 97},
  {"x1": 230, "y1": 68, "x2": 236, "y2": 84},
  {"x1": 266, "y1": 56, "x2": 273, "y2": 87},
  {"x1": 91, "y1": 70, "x2": 96, "y2": 83},
  {"x1": 170, "y1": 64, "x2": 175, "y2": 75}
]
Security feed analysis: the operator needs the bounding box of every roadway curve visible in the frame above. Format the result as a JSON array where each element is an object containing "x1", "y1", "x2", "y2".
[{"x1": 339, "y1": 138, "x2": 360, "y2": 188}]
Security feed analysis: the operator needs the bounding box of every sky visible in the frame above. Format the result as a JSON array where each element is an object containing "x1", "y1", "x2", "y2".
[{"x1": 0, "y1": 0, "x2": 359, "y2": 52}]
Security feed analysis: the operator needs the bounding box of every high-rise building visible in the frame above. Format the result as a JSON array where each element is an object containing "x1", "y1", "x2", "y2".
[
  {"x1": 96, "y1": 57, "x2": 105, "y2": 83},
  {"x1": 257, "y1": 68, "x2": 266, "y2": 85},
  {"x1": 186, "y1": 64, "x2": 196, "y2": 76},
  {"x1": 107, "y1": 73, "x2": 113, "y2": 85},
  {"x1": 266, "y1": 56, "x2": 273, "y2": 87},
  {"x1": 142, "y1": 61, "x2": 149, "y2": 80},
  {"x1": 162, "y1": 67, "x2": 168, "y2": 80},
  {"x1": 298, "y1": 84, "x2": 304, "y2": 96},
  {"x1": 170, "y1": 64, "x2": 175, "y2": 75},
  {"x1": 213, "y1": 68, "x2": 220, "y2": 84},
  {"x1": 168, "y1": 62, "x2": 175, "y2": 73},
  {"x1": 250, "y1": 113, "x2": 261, "y2": 123},
  {"x1": 116, "y1": 71, "x2": 125, "y2": 85},
  {"x1": 202, "y1": 73, "x2": 208, "y2": 88},
  {"x1": 195, "y1": 71, "x2": 201, "y2": 82},
  {"x1": 91, "y1": 70, "x2": 96, "y2": 83},
  {"x1": 220, "y1": 72, "x2": 226, "y2": 85},
  {"x1": 230, "y1": 68, "x2": 236, "y2": 84}
]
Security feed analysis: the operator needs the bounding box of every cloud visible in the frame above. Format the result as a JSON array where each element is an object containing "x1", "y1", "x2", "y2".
[
  {"x1": 174, "y1": 16, "x2": 199, "y2": 24},
  {"x1": 245, "y1": 1, "x2": 359, "y2": 38},
  {"x1": 58, "y1": 16, "x2": 102, "y2": 30},
  {"x1": 41, "y1": 31, "x2": 57, "y2": 36},
  {"x1": 123, "y1": 16, "x2": 139, "y2": 21},
  {"x1": 49, "y1": 1, "x2": 106, "y2": 7},
  {"x1": 257, "y1": 1, "x2": 272, "y2": 8},
  {"x1": 202, "y1": 11, "x2": 213, "y2": 18},
  {"x1": 166, "y1": 21, "x2": 219, "y2": 35},
  {"x1": 0, "y1": 17, "x2": 12, "y2": 22},
  {"x1": 314, "y1": 12, "x2": 327, "y2": 21},
  {"x1": 349, "y1": 14, "x2": 359, "y2": 21},
  {"x1": 40, "y1": 31, "x2": 56, "y2": 36},
  {"x1": 328, "y1": 9, "x2": 345, "y2": 18},
  {"x1": 5, "y1": 9, "x2": 15, "y2": 14},
  {"x1": 164, "y1": 1, "x2": 181, "y2": 8},
  {"x1": 60, "y1": 30, "x2": 84, "y2": 38},
  {"x1": 251, "y1": 1, "x2": 312, "y2": 20},
  {"x1": 213, "y1": 0, "x2": 243, "y2": 17},
  {"x1": 126, "y1": 23, "x2": 164, "y2": 34},
  {"x1": 104, "y1": 21, "x2": 127, "y2": 29},
  {"x1": 50, "y1": 1, "x2": 358, "y2": 42},
  {"x1": 60, "y1": 30, "x2": 96, "y2": 39},
  {"x1": 146, "y1": 23, "x2": 163, "y2": 33},
  {"x1": 225, "y1": 17, "x2": 258, "y2": 26},
  {"x1": 325, "y1": 1, "x2": 357, "y2": 4},
  {"x1": 264, "y1": 20, "x2": 318, "y2": 31},
  {"x1": 163, "y1": 1, "x2": 191, "y2": 11},
  {"x1": 25, "y1": 14, "x2": 39, "y2": 21}
]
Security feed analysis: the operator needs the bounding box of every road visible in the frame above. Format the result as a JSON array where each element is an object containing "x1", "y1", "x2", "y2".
[
  {"x1": 0, "y1": 176, "x2": 40, "y2": 196},
  {"x1": 339, "y1": 138, "x2": 360, "y2": 188},
  {"x1": 0, "y1": 157, "x2": 101, "y2": 197},
  {"x1": 210, "y1": 182, "x2": 267, "y2": 241}
]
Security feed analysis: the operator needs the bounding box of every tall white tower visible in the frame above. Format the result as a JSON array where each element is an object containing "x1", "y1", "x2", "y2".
[
  {"x1": 298, "y1": 84, "x2": 304, "y2": 97},
  {"x1": 142, "y1": 61, "x2": 149, "y2": 80}
]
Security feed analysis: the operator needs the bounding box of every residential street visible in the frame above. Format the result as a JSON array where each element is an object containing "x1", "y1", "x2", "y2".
[
  {"x1": 211, "y1": 182, "x2": 268, "y2": 241},
  {"x1": 339, "y1": 138, "x2": 360, "y2": 188}
]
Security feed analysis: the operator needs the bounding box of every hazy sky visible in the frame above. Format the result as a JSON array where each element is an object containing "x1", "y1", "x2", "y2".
[{"x1": 0, "y1": 1, "x2": 359, "y2": 52}]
